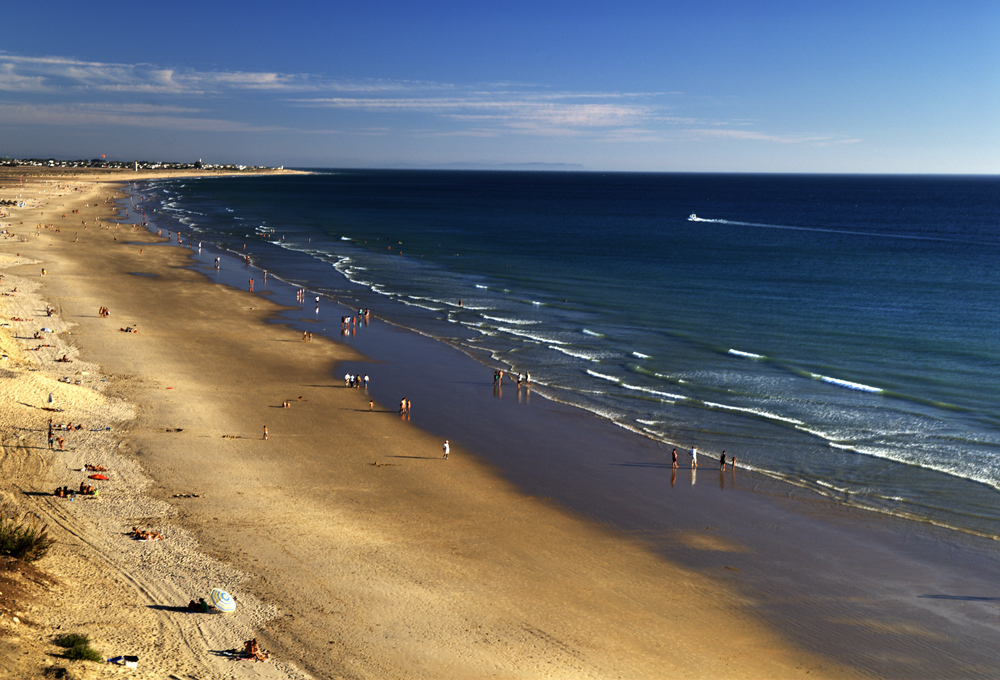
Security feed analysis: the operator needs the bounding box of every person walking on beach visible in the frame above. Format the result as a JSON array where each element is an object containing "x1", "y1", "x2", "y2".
[
  {"x1": 263, "y1": 425, "x2": 268, "y2": 440},
  {"x1": 364, "y1": 375, "x2": 369, "y2": 389},
  {"x1": 400, "y1": 398, "x2": 407, "y2": 416},
  {"x1": 690, "y1": 446, "x2": 698, "y2": 468},
  {"x1": 720, "y1": 451, "x2": 727, "y2": 470},
  {"x1": 443, "y1": 440, "x2": 450, "y2": 459},
  {"x1": 672, "y1": 448, "x2": 678, "y2": 469}
]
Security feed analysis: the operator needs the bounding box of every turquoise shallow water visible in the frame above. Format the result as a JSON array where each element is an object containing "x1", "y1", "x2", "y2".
[{"x1": 131, "y1": 171, "x2": 1000, "y2": 538}]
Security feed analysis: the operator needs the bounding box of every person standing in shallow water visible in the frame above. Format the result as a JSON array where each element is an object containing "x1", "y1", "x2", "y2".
[
  {"x1": 690, "y1": 446, "x2": 698, "y2": 468},
  {"x1": 720, "y1": 451, "x2": 727, "y2": 470},
  {"x1": 443, "y1": 440, "x2": 449, "y2": 459}
]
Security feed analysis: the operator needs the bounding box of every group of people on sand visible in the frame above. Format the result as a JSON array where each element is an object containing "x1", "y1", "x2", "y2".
[
  {"x1": 131, "y1": 526, "x2": 165, "y2": 541},
  {"x1": 98, "y1": 306, "x2": 110, "y2": 317},
  {"x1": 493, "y1": 369, "x2": 530, "y2": 388},
  {"x1": 342, "y1": 309, "x2": 371, "y2": 326},
  {"x1": 671, "y1": 446, "x2": 737, "y2": 471},
  {"x1": 47, "y1": 419, "x2": 83, "y2": 450},
  {"x1": 345, "y1": 373, "x2": 369, "y2": 389},
  {"x1": 242, "y1": 638, "x2": 267, "y2": 662},
  {"x1": 399, "y1": 398, "x2": 411, "y2": 417},
  {"x1": 187, "y1": 597, "x2": 214, "y2": 613},
  {"x1": 53, "y1": 482, "x2": 98, "y2": 498},
  {"x1": 119, "y1": 326, "x2": 139, "y2": 333}
]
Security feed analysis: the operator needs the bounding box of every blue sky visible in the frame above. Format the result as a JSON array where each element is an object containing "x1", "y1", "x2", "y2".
[{"x1": 1, "y1": 1, "x2": 997, "y2": 172}]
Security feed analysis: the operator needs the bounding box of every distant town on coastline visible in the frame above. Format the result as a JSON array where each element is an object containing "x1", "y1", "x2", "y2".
[{"x1": 1, "y1": 157, "x2": 283, "y2": 172}]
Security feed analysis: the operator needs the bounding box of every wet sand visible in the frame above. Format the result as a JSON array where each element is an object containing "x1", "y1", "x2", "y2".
[{"x1": 0, "y1": 172, "x2": 996, "y2": 678}]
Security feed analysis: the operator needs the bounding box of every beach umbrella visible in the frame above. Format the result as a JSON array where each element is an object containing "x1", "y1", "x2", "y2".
[{"x1": 210, "y1": 587, "x2": 235, "y2": 613}]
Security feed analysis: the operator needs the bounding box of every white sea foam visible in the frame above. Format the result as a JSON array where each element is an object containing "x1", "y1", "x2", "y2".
[
  {"x1": 632, "y1": 351, "x2": 652, "y2": 359},
  {"x1": 483, "y1": 314, "x2": 539, "y2": 325},
  {"x1": 397, "y1": 299, "x2": 445, "y2": 312},
  {"x1": 813, "y1": 373, "x2": 883, "y2": 393},
  {"x1": 621, "y1": 383, "x2": 686, "y2": 401},
  {"x1": 728, "y1": 349, "x2": 764, "y2": 359},
  {"x1": 475, "y1": 284, "x2": 488, "y2": 289},
  {"x1": 815, "y1": 479, "x2": 852, "y2": 494},
  {"x1": 549, "y1": 345, "x2": 598, "y2": 361},
  {"x1": 703, "y1": 401, "x2": 805, "y2": 426},
  {"x1": 586, "y1": 370, "x2": 621, "y2": 384},
  {"x1": 340, "y1": 236, "x2": 352, "y2": 241},
  {"x1": 582, "y1": 329, "x2": 605, "y2": 338},
  {"x1": 497, "y1": 326, "x2": 567, "y2": 345}
]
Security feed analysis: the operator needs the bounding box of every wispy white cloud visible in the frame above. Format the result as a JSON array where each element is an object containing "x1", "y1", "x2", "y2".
[
  {"x1": 292, "y1": 95, "x2": 658, "y2": 135},
  {"x1": 0, "y1": 52, "x2": 456, "y2": 96},
  {"x1": 0, "y1": 51, "x2": 860, "y2": 148},
  {"x1": 687, "y1": 128, "x2": 848, "y2": 144},
  {"x1": 0, "y1": 101, "x2": 280, "y2": 132}
]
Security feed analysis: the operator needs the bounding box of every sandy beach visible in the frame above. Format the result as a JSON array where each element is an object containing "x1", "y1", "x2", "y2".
[{"x1": 1, "y1": 170, "x2": 997, "y2": 679}]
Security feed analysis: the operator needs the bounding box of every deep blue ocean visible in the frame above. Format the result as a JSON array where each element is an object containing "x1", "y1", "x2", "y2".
[{"x1": 131, "y1": 171, "x2": 1000, "y2": 539}]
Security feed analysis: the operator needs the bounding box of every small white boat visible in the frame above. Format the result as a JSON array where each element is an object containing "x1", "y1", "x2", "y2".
[{"x1": 688, "y1": 213, "x2": 698, "y2": 221}]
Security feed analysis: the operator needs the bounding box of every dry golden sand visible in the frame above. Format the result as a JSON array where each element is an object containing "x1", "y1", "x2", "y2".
[{"x1": 0, "y1": 173, "x2": 864, "y2": 679}]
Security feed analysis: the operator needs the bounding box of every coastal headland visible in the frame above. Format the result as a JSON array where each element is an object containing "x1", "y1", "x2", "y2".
[{"x1": 0, "y1": 168, "x2": 995, "y2": 679}]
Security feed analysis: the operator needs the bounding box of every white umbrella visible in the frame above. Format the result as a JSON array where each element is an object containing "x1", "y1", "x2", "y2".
[{"x1": 210, "y1": 588, "x2": 235, "y2": 613}]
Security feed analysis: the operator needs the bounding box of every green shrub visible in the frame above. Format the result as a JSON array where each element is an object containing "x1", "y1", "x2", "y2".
[
  {"x1": 62, "y1": 644, "x2": 103, "y2": 662},
  {"x1": 54, "y1": 633, "x2": 102, "y2": 662},
  {"x1": 54, "y1": 633, "x2": 89, "y2": 649},
  {"x1": 0, "y1": 511, "x2": 53, "y2": 562}
]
